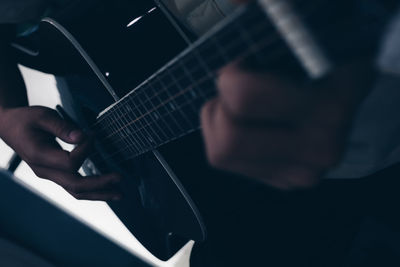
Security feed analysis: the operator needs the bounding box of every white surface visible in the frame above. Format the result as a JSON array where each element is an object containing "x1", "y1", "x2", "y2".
[{"x1": 0, "y1": 65, "x2": 192, "y2": 267}]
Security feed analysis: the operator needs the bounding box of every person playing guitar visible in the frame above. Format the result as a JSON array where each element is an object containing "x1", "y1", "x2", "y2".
[{"x1": 1, "y1": 0, "x2": 400, "y2": 266}]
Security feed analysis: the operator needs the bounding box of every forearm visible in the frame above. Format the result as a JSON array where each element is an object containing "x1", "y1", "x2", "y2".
[{"x1": 0, "y1": 41, "x2": 28, "y2": 109}]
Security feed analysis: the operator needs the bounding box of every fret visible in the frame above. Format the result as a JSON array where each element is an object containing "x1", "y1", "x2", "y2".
[
  {"x1": 103, "y1": 114, "x2": 118, "y2": 151},
  {"x1": 159, "y1": 71, "x2": 173, "y2": 89},
  {"x1": 124, "y1": 91, "x2": 155, "y2": 149},
  {"x1": 179, "y1": 59, "x2": 210, "y2": 122},
  {"x1": 138, "y1": 111, "x2": 164, "y2": 146},
  {"x1": 176, "y1": 101, "x2": 201, "y2": 128},
  {"x1": 150, "y1": 79, "x2": 166, "y2": 101},
  {"x1": 161, "y1": 69, "x2": 180, "y2": 95},
  {"x1": 195, "y1": 78, "x2": 217, "y2": 102},
  {"x1": 134, "y1": 91, "x2": 149, "y2": 116},
  {"x1": 146, "y1": 83, "x2": 177, "y2": 140},
  {"x1": 166, "y1": 67, "x2": 196, "y2": 129},
  {"x1": 185, "y1": 58, "x2": 208, "y2": 87},
  {"x1": 190, "y1": 50, "x2": 215, "y2": 102},
  {"x1": 152, "y1": 109, "x2": 175, "y2": 140},
  {"x1": 147, "y1": 89, "x2": 163, "y2": 109},
  {"x1": 175, "y1": 92, "x2": 199, "y2": 124},
  {"x1": 123, "y1": 111, "x2": 142, "y2": 155},
  {"x1": 119, "y1": 97, "x2": 147, "y2": 152},
  {"x1": 137, "y1": 125, "x2": 153, "y2": 150},
  {"x1": 120, "y1": 104, "x2": 145, "y2": 153},
  {"x1": 113, "y1": 106, "x2": 143, "y2": 156},
  {"x1": 132, "y1": 88, "x2": 164, "y2": 146},
  {"x1": 102, "y1": 113, "x2": 130, "y2": 156},
  {"x1": 197, "y1": 41, "x2": 227, "y2": 73},
  {"x1": 154, "y1": 76, "x2": 185, "y2": 134},
  {"x1": 173, "y1": 89, "x2": 188, "y2": 106},
  {"x1": 135, "y1": 90, "x2": 149, "y2": 111}
]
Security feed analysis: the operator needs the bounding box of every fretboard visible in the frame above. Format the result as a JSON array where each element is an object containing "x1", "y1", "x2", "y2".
[
  {"x1": 92, "y1": 0, "x2": 390, "y2": 161},
  {"x1": 93, "y1": 2, "x2": 279, "y2": 159}
]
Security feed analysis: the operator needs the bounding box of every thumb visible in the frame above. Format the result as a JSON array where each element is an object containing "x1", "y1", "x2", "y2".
[{"x1": 36, "y1": 108, "x2": 84, "y2": 144}]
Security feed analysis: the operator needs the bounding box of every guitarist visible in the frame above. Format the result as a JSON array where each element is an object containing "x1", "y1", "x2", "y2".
[{"x1": 1, "y1": 0, "x2": 400, "y2": 266}]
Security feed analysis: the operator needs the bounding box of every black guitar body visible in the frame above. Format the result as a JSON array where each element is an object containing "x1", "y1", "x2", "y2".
[{"x1": 12, "y1": 0, "x2": 396, "y2": 263}]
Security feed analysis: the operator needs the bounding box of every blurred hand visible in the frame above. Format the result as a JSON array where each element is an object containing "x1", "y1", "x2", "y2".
[
  {"x1": 201, "y1": 62, "x2": 373, "y2": 190},
  {"x1": 0, "y1": 106, "x2": 122, "y2": 200}
]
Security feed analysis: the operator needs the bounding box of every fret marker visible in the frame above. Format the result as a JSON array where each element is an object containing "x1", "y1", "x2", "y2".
[
  {"x1": 127, "y1": 16, "x2": 143, "y2": 27},
  {"x1": 147, "y1": 7, "x2": 157, "y2": 14}
]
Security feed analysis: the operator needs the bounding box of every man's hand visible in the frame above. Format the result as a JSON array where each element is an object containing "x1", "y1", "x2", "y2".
[
  {"x1": 0, "y1": 106, "x2": 122, "y2": 201},
  {"x1": 201, "y1": 62, "x2": 373, "y2": 190}
]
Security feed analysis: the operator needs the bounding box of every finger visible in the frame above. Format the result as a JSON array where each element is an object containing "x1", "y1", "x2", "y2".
[
  {"x1": 217, "y1": 63, "x2": 310, "y2": 121},
  {"x1": 31, "y1": 165, "x2": 122, "y2": 194},
  {"x1": 69, "y1": 139, "x2": 93, "y2": 170},
  {"x1": 69, "y1": 190, "x2": 123, "y2": 201},
  {"x1": 202, "y1": 98, "x2": 338, "y2": 169},
  {"x1": 202, "y1": 98, "x2": 296, "y2": 164},
  {"x1": 28, "y1": 138, "x2": 91, "y2": 172},
  {"x1": 27, "y1": 138, "x2": 72, "y2": 170},
  {"x1": 35, "y1": 108, "x2": 84, "y2": 144}
]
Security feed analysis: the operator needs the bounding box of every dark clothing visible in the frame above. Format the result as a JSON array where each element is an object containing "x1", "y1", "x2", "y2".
[{"x1": 190, "y1": 164, "x2": 400, "y2": 267}]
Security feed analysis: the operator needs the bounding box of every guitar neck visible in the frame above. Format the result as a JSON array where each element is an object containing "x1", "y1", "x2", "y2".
[
  {"x1": 93, "y1": 3, "x2": 272, "y2": 157},
  {"x1": 92, "y1": 0, "x2": 390, "y2": 160}
]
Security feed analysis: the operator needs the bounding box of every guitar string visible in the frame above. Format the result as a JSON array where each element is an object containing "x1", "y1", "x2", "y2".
[
  {"x1": 91, "y1": 32, "x2": 360, "y2": 165},
  {"x1": 86, "y1": 24, "x2": 293, "y2": 163},
  {"x1": 91, "y1": 12, "x2": 269, "y2": 128},
  {"x1": 88, "y1": 0, "x2": 332, "y2": 147},
  {"x1": 92, "y1": 18, "x2": 275, "y2": 151},
  {"x1": 91, "y1": 0, "x2": 321, "y2": 127},
  {"x1": 87, "y1": 11, "x2": 333, "y2": 162},
  {"x1": 79, "y1": 1, "x2": 336, "y2": 164},
  {"x1": 94, "y1": 16, "x2": 275, "y2": 141},
  {"x1": 93, "y1": 5, "x2": 355, "y2": 145},
  {"x1": 85, "y1": 3, "x2": 365, "y2": 168}
]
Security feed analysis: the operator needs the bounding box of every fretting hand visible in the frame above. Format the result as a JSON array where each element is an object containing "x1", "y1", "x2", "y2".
[{"x1": 201, "y1": 62, "x2": 373, "y2": 189}]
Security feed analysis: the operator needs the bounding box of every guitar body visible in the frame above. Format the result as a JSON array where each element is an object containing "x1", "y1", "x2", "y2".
[
  {"x1": 50, "y1": 4, "x2": 206, "y2": 261},
  {"x1": 12, "y1": 0, "x2": 395, "y2": 263},
  {"x1": 15, "y1": 0, "x2": 222, "y2": 259}
]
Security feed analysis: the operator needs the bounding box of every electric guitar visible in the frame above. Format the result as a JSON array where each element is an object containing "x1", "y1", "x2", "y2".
[{"x1": 12, "y1": 0, "x2": 394, "y2": 261}]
